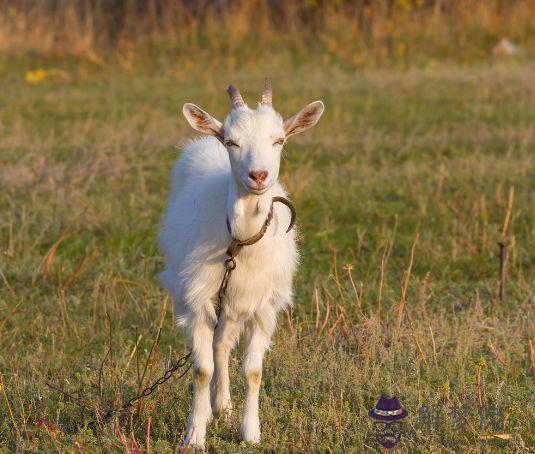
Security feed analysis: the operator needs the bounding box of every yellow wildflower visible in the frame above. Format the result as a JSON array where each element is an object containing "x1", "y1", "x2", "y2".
[
  {"x1": 25, "y1": 69, "x2": 48, "y2": 84},
  {"x1": 25, "y1": 68, "x2": 70, "y2": 84}
]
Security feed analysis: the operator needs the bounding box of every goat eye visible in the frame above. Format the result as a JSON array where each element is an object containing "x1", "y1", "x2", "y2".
[
  {"x1": 224, "y1": 140, "x2": 239, "y2": 148},
  {"x1": 273, "y1": 138, "x2": 285, "y2": 146}
]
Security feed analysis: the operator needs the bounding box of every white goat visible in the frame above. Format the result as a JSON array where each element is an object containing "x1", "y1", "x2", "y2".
[{"x1": 158, "y1": 82, "x2": 324, "y2": 448}]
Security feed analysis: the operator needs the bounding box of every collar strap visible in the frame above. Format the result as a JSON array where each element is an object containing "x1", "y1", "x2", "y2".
[{"x1": 225, "y1": 196, "x2": 296, "y2": 258}]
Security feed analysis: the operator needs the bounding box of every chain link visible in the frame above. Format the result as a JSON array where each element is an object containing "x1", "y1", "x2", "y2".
[{"x1": 98, "y1": 351, "x2": 192, "y2": 422}]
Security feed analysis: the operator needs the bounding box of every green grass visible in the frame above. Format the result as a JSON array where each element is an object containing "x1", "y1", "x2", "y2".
[{"x1": 0, "y1": 58, "x2": 534, "y2": 452}]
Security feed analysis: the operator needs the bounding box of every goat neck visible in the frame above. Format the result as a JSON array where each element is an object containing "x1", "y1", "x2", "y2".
[{"x1": 227, "y1": 175, "x2": 273, "y2": 241}]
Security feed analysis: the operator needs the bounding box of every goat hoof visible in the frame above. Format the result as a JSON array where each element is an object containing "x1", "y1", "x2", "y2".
[
  {"x1": 182, "y1": 426, "x2": 206, "y2": 451},
  {"x1": 241, "y1": 417, "x2": 260, "y2": 444},
  {"x1": 213, "y1": 399, "x2": 233, "y2": 418}
]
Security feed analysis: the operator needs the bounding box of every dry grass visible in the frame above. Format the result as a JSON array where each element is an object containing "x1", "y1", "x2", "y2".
[
  {"x1": 1, "y1": 0, "x2": 535, "y2": 67},
  {"x1": 0, "y1": 53, "x2": 534, "y2": 451}
]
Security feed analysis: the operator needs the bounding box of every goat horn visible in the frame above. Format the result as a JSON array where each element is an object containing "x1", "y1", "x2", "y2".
[
  {"x1": 260, "y1": 79, "x2": 272, "y2": 106},
  {"x1": 227, "y1": 85, "x2": 246, "y2": 108}
]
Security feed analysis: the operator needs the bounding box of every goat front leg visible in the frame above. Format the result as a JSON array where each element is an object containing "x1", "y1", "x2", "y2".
[
  {"x1": 212, "y1": 315, "x2": 241, "y2": 417},
  {"x1": 183, "y1": 320, "x2": 214, "y2": 450},
  {"x1": 241, "y1": 308, "x2": 276, "y2": 443}
]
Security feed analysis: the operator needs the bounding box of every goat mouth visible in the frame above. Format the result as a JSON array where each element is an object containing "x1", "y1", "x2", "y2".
[{"x1": 244, "y1": 182, "x2": 270, "y2": 194}]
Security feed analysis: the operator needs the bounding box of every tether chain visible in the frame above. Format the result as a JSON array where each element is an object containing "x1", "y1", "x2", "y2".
[
  {"x1": 88, "y1": 197, "x2": 295, "y2": 424},
  {"x1": 96, "y1": 351, "x2": 192, "y2": 423}
]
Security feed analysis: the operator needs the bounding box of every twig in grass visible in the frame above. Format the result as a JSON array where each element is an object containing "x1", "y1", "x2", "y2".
[
  {"x1": 502, "y1": 410, "x2": 514, "y2": 432},
  {"x1": 319, "y1": 301, "x2": 330, "y2": 336},
  {"x1": 479, "y1": 434, "x2": 512, "y2": 441},
  {"x1": 157, "y1": 295, "x2": 168, "y2": 333},
  {"x1": 136, "y1": 327, "x2": 142, "y2": 389},
  {"x1": 115, "y1": 419, "x2": 143, "y2": 453},
  {"x1": 97, "y1": 313, "x2": 116, "y2": 401},
  {"x1": 285, "y1": 308, "x2": 296, "y2": 337},
  {"x1": 331, "y1": 247, "x2": 346, "y2": 306},
  {"x1": 487, "y1": 338, "x2": 509, "y2": 368},
  {"x1": 114, "y1": 419, "x2": 128, "y2": 450},
  {"x1": 12, "y1": 378, "x2": 30, "y2": 441},
  {"x1": 480, "y1": 195, "x2": 489, "y2": 251},
  {"x1": 429, "y1": 325, "x2": 438, "y2": 368},
  {"x1": 476, "y1": 357, "x2": 486, "y2": 410},
  {"x1": 136, "y1": 329, "x2": 161, "y2": 417},
  {"x1": 42, "y1": 232, "x2": 70, "y2": 279},
  {"x1": 394, "y1": 235, "x2": 428, "y2": 366},
  {"x1": 0, "y1": 268, "x2": 13, "y2": 293},
  {"x1": 4, "y1": 217, "x2": 14, "y2": 258},
  {"x1": 107, "y1": 312, "x2": 115, "y2": 378},
  {"x1": 377, "y1": 240, "x2": 391, "y2": 322},
  {"x1": 119, "y1": 279, "x2": 138, "y2": 308},
  {"x1": 327, "y1": 309, "x2": 343, "y2": 337},
  {"x1": 497, "y1": 241, "x2": 508, "y2": 302},
  {"x1": 90, "y1": 275, "x2": 103, "y2": 333},
  {"x1": 336, "y1": 303, "x2": 350, "y2": 334},
  {"x1": 57, "y1": 290, "x2": 73, "y2": 333},
  {"x1": 118, "y1": 277, "x2": 150, "y2": 294},
  {"x1": 130, "y1": 430, "x2": 142, "y2": 453},
  {"x1": 0, "y1": 297, "x2": 25, "y2": 332},
  {"x1": 500, "y1": 186, "x2": 514, "y2": 242},
  {"x1": 497, "y1": 186, "x2": 514, "y2": 302},
  {"x1": 98, "y1": 346, "x2": 112, "y2": 400},
  {"x1": 62, "y1": 247, "x2": 97, "y2": 289},
  {"x1": 146, "y1": 417, "x2": 151, "y2": 454},
  {"x1": 0, "y1": 374, "x2": 21, "y2": 441},
  {"x1": 123, "y1": 334, "x2": 143, "y2": 379},
  {"x1": 529, "y1": 340, "x2": 535, "y2": 376},
  {"x1": 135, "y1": 307, "x2": 167, "y2": 414},
  {"x1": 343, "y1": 263, "x2": 363, "y2": 316},
  {"x1": 314, "y1": 288, "x2": 320, "y2": 332},
  {"x1": 405, "y1": 305, "x2": 429, "y2": 367},
  {"x1": 396, "y1": 234, "x2": 418, "y2": 331}
]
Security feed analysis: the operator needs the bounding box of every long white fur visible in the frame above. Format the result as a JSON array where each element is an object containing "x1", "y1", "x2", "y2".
[{"x1": 158, "y1": 92, "x2": 323, "y2": 448}]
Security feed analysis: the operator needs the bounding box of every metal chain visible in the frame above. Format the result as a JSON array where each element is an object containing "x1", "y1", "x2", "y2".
[
  {"x1": 215, "y1": 257, "x2": 236, "y2": 318},
  {"x1": 97, "y1": 351, "x2": 192, "y2": 422}
]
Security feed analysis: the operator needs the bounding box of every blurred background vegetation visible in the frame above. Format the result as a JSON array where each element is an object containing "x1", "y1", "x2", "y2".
[{"x1": 1, "y1": 0, "x2": 534, "y2": 68}]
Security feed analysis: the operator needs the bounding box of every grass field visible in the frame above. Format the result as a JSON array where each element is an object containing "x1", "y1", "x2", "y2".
[{"x1": 0, "y1": 57, "x2": 534, "y2": 452}]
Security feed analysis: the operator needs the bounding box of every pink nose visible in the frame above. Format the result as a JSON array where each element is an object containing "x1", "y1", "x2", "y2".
[{"x1": 249, "y1": 170, "x2": 268, "y2": 184}]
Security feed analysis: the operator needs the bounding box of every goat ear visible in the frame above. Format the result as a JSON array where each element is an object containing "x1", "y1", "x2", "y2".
[
  {"x1": 182, "y1": 103, "x2": 224, "y2": 141},
  {"x1": 283, "y1": 100, "x2": 324, "y2": 138}
]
